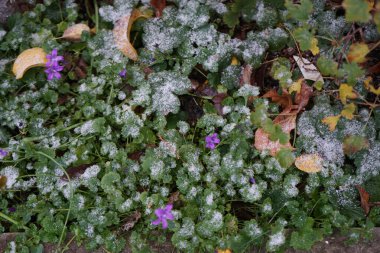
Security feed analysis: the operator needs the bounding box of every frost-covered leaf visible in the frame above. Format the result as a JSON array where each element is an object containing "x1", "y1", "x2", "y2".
[
  {"x1": 295, "y1": 154, "x2": 323, "y2": 173},
  {"x1": 321, "y1": 115, "x2": 340, "y2": 131},
  {"x1": 340, "y1": 103, "x2": 356, "y2": 120},
  {"x1": 113, "y1": 9, "x2": 150, "y2": 61},
  {"x1": 61, "y1": 23, "x2": 90, "y2": 41},
  {"x1": 285, "y1": 0, "x2": 313, "y2": 22},
  {"x1": 12, "y1": 47, "x2": 47, "y2": 79},
  {"x1": 339, "y1": 83, "x2": 357, "y2": 104},
  {"x1": 347, "y1": 43, "x2": 370, "y2": 63},
  {"x1": 343, "y1": 135, "x2": 369, "y2": 155},
  {"x1": 293, "y1": 56, "x2": 324, "y2": 84},
  {"x1": 343, "y1": 0, "x2": 372, "y2": 23}
]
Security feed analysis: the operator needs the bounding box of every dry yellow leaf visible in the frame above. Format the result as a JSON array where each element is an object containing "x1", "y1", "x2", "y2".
[
  {"x1": 341, "y1": 103, "x2": 356, "y2": 120},
  {"x1": 295, "y1": 154, "x2": 323, "y2": 173},
  {"x1": 347, "y1": 43, "x2": 370, "y2": 64},
  {"x1": 12, "y1": 47, "x2": 47, "y2": 79},
  {"x1": 310, "y1": 37, "x2": 320, "y2": 55},
  {"x1": 231, "y1": 56, "x2": 239, "y2": 65},
  {"x1": 322, "y1": 115, "x2": 341, "y2": 131},
  {"x1": 289, "y1": 78, "x2": 303, "y2": 94},
  {"x1": 364, "y1": 76, "x2": 380, "y2": 95},
  {"x1": 61, "y1": 23, "x2": 91, "y2": 41},
  {"x1": 113, "y1": 9, "x2": 150, "y2": 61},
  {"x1": 217, "y1": 249, "x2": 232, "y2": 253},
  {"x1": 339, "y1": 83, "x2": 357, "y2": 104}
]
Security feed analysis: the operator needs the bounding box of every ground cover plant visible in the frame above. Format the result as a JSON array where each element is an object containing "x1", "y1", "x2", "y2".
[{"x1": 0, "y1": 0, "x2": 380, "y2": 252}]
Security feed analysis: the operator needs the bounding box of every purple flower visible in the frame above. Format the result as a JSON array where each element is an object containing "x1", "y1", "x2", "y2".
[
  {"x1": 0, "y1": 149, "x2": 8, "y2": 159},
  {"x1": 152, "y1": 204, "x2": 174, "y2": 229},
  {"x1": 205, "y1": 133, "x2": 220, "y2": 150},
  {"x1": 249, "y1": 177, "x2": 256, "y2": 184},
  {"x1": 119, "y1": 69, "x2": 127, "y2": 78},
  {"x1": 45, "y1": 49, "x2": 64, "y2": 80},
  {"x1": 8, "y1": 207, "x2": 16, "y2": 213}
]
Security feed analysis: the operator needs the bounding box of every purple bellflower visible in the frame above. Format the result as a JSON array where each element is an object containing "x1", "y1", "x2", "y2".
[
  {"x1": 152, "y1": 204, "x2": 174, "y2": 229},
  {"x1": 119, "y1": 68, "x2": 127, "y2": 78},
  {"x1": 205, "y1": 133, "x2": 220, "y2": 150},
  {"x1": 249, "y1": 177, "x2": 256, "y2": 184},
  {"x1": 0, "y1": 149, "x2": 8, "y2": 159},
  {"x1": 45, "y1": 49, "x2": 64, "y2": 80}
]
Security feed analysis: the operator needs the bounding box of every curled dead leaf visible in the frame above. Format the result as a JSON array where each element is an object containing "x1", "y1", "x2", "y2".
[
  {"x1": 113, "y1": 9, "x2": 150, "y2": 61},
  {"x1": 61, "y1": 23, "x2": 90, "y2": 41},
  {"x1": 356, "y1": 185, "x2": 370, "y2": 215},
  {"x1": 293, "y1": 56, "x2": 324, "y2": 84},
  {"x1": 295, "y1": 154, "x2": 323, "y2": 173},
  {"x1": 12, "y1": 47, "x2": 47, "y2": 79}
]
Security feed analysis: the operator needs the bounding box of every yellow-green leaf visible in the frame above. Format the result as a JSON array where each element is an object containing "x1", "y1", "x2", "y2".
[
  {"x1": 341, "y1": 103, "x2": 356, "y2": 120},
  {"x1": 295, "y1": 154, "x2": 323, "y2": 173},
  {"x1": 347, "y1": 43, "x2": 369, "y2": 64},
  {"x1": 364, "y1": 76, "x2": 380, "y2": 95},
  {"x1": 343, "y1": 0, "x2": 372, "y2": 23},
  {"x1": 322, "y1": 115, "x2": 341, "y2": 131},
  {"x1": 289, "y1": 78, "x2": 303, "y2": 94},
  {"x1": 339, "y1": 83, "x2": 357, "y2": 104},
  {"x1": 310, "y1": 37, "x2": 320, "y2": 55}
]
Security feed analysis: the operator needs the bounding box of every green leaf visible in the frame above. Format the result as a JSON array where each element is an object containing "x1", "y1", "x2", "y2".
[
  {"x1": 285, "y1": 0, "x2": 313, "y2": 22},
  {"x1": 290, "y1": 217, "x2": 323, "y2": 250},
  {"x1": 317, "y1": 56, "x2": 338, "y2": 76},
  {"x1": 339, "y1": 62, "x2": 365, "y2": 85},
  {"x1": 293, "y1": 27, "x2": 314, "y2": 52},
  {"x1": 343, "y1": 0, "x2": 372, "y2": 23},
  {"x1": 276, "y1": 148, "x2": 295, "y2": 168}
]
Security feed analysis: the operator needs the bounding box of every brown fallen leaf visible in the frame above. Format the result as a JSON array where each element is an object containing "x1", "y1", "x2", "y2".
[
  {"x1": 0, "y1": 176, "x2": 7, "y2": 189},
  {"x1": 254, "y1": 114, "x2": 296, "y2": 156},
  {"x1": 263, "y1": 89, "x2": 293, "y2": 113},
  {"x1": 121, "y1": 211, "x2": 141, "y2": 232},
  {"x1": 356, "y1": 185, "x2": 371, "y2": 215},
  {"x1": 61, "y1": 164, "x2": 94, "y2": 181},
  {"x1": 113, "y1": 9, "x2": 150, "y2": 61},
  {"x1": 12, "y1": 47, "x2": 47, "y2": 79},
  {"x1": 150, "y1": 0, "x2": 166, "y2": 17},
  {"x1": 61, "y1": 24, "x2": 90, "y2": 41},
  {"x1": 295, "y1": 82, "x2": 313, "y2": 112},
  {"x1": 168, "y1": 191, "x2": 180, "y2": 204},
  {"x1": 240, "y1": 64, "x2": 252, "y2": 86}
]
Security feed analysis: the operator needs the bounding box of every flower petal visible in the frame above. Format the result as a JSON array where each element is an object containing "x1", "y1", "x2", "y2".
[
  {"x1": 151, "y1": 218, "x2": 161, "y2": 226},
  {"x1": 155, "y1": 208, "x2": 165, "y2": 217},
  {"x1": 161, "y1": 219, "x2": 168, "y2": 229}
]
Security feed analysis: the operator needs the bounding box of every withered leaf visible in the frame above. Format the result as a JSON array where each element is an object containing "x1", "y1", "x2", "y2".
[
  {"x1": 62, "y1": 164, "x2": 94, "y2": 181},
  {"x1": 0, "y1": 176, "x2": 7, "y2": 189},
  {"x1": 150, "y1": 0, "x2": 166, "y2": 17},
  {"x1": 121, "y1": 211, "x2": 141, "y2": 231},
  {"x1": 356, "y1": 185, "x2": 370, "y2": 215}
]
